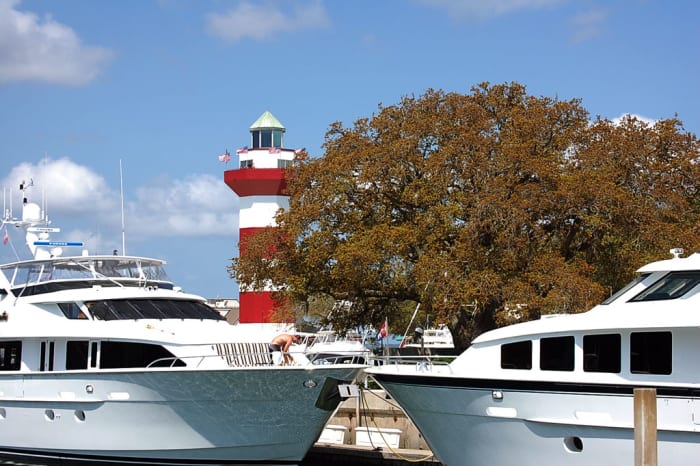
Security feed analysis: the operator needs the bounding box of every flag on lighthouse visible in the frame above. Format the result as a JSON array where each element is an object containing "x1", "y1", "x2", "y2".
[
  {"x1": 379, "y1": 318, "x2": 388, "y2": 339},
  {"x1": 218, "y1": 149, "x2": 231, "y2": 163}
]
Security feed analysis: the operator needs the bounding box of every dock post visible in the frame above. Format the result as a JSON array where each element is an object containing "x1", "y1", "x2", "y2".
[
  {"x1": 634, "y1": 388, "x2": 657, "y2": 466},
  {"x1": 356, "y1": 387, "x2": 362, "y2": 427}
]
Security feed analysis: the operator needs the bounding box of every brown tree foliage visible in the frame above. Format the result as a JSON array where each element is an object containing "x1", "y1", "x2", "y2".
[{"x1": 229, "y1": 82, "x2": 700, "y2": 351}]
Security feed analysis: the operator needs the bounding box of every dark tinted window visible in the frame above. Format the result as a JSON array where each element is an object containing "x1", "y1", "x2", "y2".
[
  {"x1": 540, "y1": 336, "x2": 575, "y2": 371},
  {"x1": 631, "y1": 332, "x2": 672, "y2": 375},
  {"x1": 583, "y1": 334, "x2": 621, "y2": 373},
  {"x1": 0, "y1": 341, "x2": 21, "y2": 371},
  {"x1": 100, "y1": 341, "x2": 184, "y2": 368},
  {"x1": 66, "y1": 340, "x2": 89, "y2": 370},
  {"x1": 261, "y1": 130, "x2": 272, "y2": 147},
  {"x1": 87, "y1": 299, "x2": 224, "y2": 321},
  {"x1": 501, "y1": 340, "x2": 532, "y2": 370},
  {"x1": 58, "y1": 302, "x2": 87, "y2": 319}
]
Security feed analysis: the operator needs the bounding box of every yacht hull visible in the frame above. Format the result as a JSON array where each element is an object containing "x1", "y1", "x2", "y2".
[
  {"x1": 0, "y1": 366, "x2": 362, "y2": 465},
  {"x1": 373, "y1": 373, "x2": 700, "y2": 466}
]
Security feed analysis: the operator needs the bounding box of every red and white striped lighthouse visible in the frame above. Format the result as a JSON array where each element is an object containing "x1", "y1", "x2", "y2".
[{"x1": 224, "y1": 111, "x2": 296, "y2": 324}]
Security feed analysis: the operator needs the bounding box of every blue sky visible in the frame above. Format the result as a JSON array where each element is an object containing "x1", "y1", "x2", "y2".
[{"x1": 0, "y1": 0, "x2": 697, "y2": 299}]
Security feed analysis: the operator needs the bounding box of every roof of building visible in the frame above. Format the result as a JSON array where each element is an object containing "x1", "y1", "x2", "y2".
[{"x1": 250, "y1": 111, "x2": 285, "y2": 131}]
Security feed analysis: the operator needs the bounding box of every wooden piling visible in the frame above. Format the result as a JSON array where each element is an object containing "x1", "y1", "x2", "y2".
[{"x1": 634, "y1": 388, "x2": 657, "y2": 466}]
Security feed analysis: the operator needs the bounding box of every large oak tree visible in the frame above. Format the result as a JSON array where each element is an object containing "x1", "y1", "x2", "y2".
[{"x1": 230, "y1": 82, "x2": 700, "y2": 351}]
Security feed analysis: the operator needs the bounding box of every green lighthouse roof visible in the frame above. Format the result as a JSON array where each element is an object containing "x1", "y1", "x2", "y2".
[{"x1": 250, "y1": 111, "x2": 285, "y2": 131}]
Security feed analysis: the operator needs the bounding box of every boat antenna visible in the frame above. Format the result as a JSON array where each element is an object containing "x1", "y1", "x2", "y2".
[
  {"x1": 400, "y1": 281, "x2": 431, "y2": 345},
  {"x1": 120, "y1": 159, "x2": 126, "y2": 256}
]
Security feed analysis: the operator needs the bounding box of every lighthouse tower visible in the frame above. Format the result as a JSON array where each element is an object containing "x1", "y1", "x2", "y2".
[{"x1": 224, "y1": 111, "x2": 296, "y2": 324}]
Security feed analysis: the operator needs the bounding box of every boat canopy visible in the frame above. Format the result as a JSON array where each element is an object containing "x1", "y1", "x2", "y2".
[{"x1": 0, "y1": 256, "x2": 172, "y2": 294}]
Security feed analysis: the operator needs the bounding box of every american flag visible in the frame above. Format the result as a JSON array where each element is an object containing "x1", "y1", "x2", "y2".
[
  {"x1": 218, "y1": 150, "x2": 231, "y2": 163},
  {"x1": 236, "y1": 146, "x2": 248, "y2": 155},
  {"x1": 2, "y1": 231, "x2": 8, "y2": 245},
  {"x1": 268, "y1": 147, "x2": 281, "y2": 154},
  {"x1": 379, "y1": 319, "x2": 388, "y2": 339}
]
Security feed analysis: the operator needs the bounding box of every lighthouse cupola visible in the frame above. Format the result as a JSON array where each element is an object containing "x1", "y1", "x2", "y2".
[{"x1": 250, "y1": 110, "x2": 285, "y2": 149}]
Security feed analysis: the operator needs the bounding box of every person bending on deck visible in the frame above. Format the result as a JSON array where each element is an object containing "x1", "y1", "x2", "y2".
[{"x1": 269, "y1": 334, "x2": 300, "y2": 365}]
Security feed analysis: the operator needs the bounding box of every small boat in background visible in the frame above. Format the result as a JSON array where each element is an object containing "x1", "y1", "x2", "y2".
[
  {"x1": 301, "y1": 328, "x2": 375, "y2": 365},
  {"x1": 397, "y1": 325, "x2": 456, "y2": 356}
]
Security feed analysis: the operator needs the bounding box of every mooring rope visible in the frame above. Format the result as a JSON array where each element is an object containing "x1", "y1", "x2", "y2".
[{"x1": 358, "y1": 383, "x2": 436, "y2": 463}]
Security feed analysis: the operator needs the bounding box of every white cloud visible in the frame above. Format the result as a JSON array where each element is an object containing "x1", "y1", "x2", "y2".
[
  {"x1": 3, "y1": 158, "x2": 117, "y2": 215},
  {"x1": 0, "y1": 0, "x2": 113, "y2": 85},
  {"x1": 569, "y1": 8, "x2": 608, "y2": 44},
  {"x1": 1, "y1": 159, "x2": 238, "y2": 257},
  {"x1": 127, "y1": 174, "x2": 238, "y2": 238},
  {"x1": 612, "y1": 113, "x2": 658, "y2": 127},
  {"x1": 206, "y1": 0, "x2": 330, "y2": 43},
  {"x1": 415, "y1": 0, "x2": 561, "y2": 20}
]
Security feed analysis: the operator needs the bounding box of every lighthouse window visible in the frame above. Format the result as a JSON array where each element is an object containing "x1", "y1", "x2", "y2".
[
  {"x1": 261, "y1": 130, "x2": 272, "y2": 148},
  {"x1": 0, "y1": 341, "x2": 21, "y2": 371},
  {"x1": 501, "y1": 340, "x2": 532, "y2": 370},
  {"x1": 273, "y1": 131, "x2": 282, "y2": 147}
]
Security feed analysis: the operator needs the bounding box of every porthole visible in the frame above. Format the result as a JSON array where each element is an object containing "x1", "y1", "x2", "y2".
[
  {"x1": 74, "y1": 410, "x2": 86, "y2": 422},
  {"x1": 564, "y1": 436, "x2": 583, "y2": 453},
  {"x1": 0, "y1": 408, "x2": 5, "y2": 419},
  {"x1": 44, "y1": 409, "x2": 55, "y2": 421}
]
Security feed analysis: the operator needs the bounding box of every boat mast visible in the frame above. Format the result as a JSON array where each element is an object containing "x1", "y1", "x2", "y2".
[{"x1": 120, "y1": 159, "x2": 126, "y2": 256}]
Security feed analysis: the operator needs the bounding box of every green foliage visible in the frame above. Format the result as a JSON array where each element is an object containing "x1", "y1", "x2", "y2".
[{"x1": 229, "y1": 82, "x2": 700, "y2": 351}]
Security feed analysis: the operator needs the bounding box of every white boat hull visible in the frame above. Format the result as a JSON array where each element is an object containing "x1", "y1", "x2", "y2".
[
  {"x1": 375, "y1": 374, "x2": 700, "y2": 466},
  {"x1": 0, "y1": 366, "x2": 361, "y2": 464}
]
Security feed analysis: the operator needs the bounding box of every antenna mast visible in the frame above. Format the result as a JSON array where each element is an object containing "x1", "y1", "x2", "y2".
[{"x1": 120, "y1": 159, "x2": 126, "y2": 255}]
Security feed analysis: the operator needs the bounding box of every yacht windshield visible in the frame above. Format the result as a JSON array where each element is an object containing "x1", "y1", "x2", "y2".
[
  {"x1": 602, "y1": 273, "x2": 650, "y2": 305},
  {"x1": 1, "y1": 257, "x2": 170, "y2": 287},
  {"x1": 86, "y1": 298, "x2": 224, "y2": 321},
  {"x1": 630, "y1": 271, "x2": 700, "y2": 301}
]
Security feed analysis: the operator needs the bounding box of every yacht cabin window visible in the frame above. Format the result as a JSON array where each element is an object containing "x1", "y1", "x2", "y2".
[
  {"x1": 58, "y1": 302, "x2": 88, "y2": 319},
  {"x1": 583, "y1": 334, "x2": 621, "y2": 373},
  {"x1": 66, "y1": 341, "x2": 89, "y2": 370},
  {"x1": 0, "y1": 341, "x2": 21, "y2": 371},
  {"x1": 540, "y1": 336, "x2": 574, "y2": 371},
  {"x1": 501, "y1": 340, "x2": 532, "y2": 370},
  {"x1": 631, "y1": 331, "x2": 672, "y2": 374},
  {"x1": 66, "y1": 340, "x2": 184, "y2": 370},
  {"x1": 499, "y1": 331, "x2": 673, "y2": 375}
]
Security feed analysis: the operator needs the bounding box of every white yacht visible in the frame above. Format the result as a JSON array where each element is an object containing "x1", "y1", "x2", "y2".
[
  {"x1": 367, "y1": 248, "x2": 700, "y2": 466},
  {"x1": 398, "y1": 325, "x2": 455, "y2": 356},
  {"x1": 302, "y1": 329, "x2": 374, "y2": 365},
  {"x1": 0, "y1": 181, "x2": 365, "y2": 465}
]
